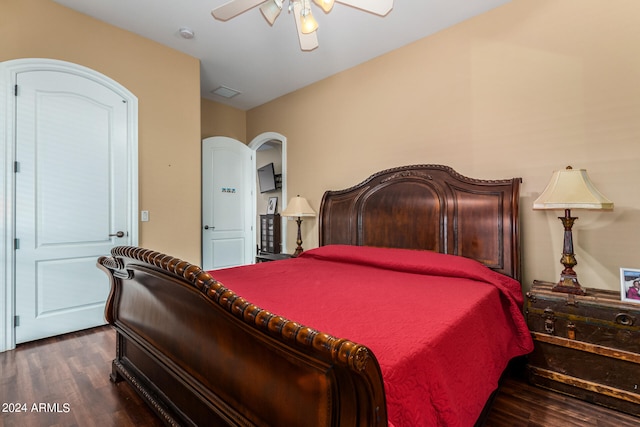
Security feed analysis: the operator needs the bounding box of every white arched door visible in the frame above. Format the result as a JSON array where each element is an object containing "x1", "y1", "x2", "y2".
[
  {"x1": 202, "y1": 137, "x2": 254, "y2": 270},
  {"x1": 0, "y1": 59, "x2": 138, "y2": 350}
]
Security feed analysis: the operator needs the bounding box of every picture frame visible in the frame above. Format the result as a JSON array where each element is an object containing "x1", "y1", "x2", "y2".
[
  {"x1": 620, "y1": 267, "x2": 640, "y2": 303},
  {"x1": 267, "y1": 197, "x2": 277, "y2": 215}
]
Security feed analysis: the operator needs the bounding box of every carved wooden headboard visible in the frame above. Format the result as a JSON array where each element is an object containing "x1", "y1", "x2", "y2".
[{"x1": 319, "y1": 164, "x2": 522, "y2": 280}]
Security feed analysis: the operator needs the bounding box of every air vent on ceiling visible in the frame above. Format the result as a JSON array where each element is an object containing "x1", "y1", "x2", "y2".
[{"x1": 211, "y1": 86, "x2": 241, "y2": 98}]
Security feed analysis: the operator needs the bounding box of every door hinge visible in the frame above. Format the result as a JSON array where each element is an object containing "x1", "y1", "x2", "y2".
[
  {"x1": 14, "y1": 84, "x2": 18, "y2": 96},
  {"x1": 14, "y1": 315, "x2": 20, "y2": 327},
  {"x1": 14, "y1": 161, "x2": 20, "y2": 173},
  {"x1": 14, "y1": 238, "x2": 20, "y2": 249}
]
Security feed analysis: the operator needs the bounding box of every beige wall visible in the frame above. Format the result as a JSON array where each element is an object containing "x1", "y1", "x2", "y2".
[
  {"x1": 201, "y1": 98, "x2": 246, "y2": 142},
  {"x1": 3, "y1": 0, "x2": 202, "y2": 261},
  {"x1": 247, "y1": 0, "x2": 640, "y2": 292}
]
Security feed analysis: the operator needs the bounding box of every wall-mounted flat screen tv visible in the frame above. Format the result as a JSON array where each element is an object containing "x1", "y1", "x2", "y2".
[{"x1": 258, "y1": 162, "x2": 277, "y2": 193}]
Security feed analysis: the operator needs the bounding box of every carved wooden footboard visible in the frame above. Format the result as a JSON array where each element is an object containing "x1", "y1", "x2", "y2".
[{"x1": 97, "y1": 247, "x2": 387, "y2": 427}]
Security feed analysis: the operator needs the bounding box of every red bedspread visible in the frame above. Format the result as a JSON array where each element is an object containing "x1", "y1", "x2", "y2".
[{"x1": 210, "y1": 245, "x2": 534, "y2": 427}]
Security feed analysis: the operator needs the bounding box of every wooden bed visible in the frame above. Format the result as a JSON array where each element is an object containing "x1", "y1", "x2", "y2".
[{"x1": 97, "y1": 164, "x2": 529, "y2": 426}]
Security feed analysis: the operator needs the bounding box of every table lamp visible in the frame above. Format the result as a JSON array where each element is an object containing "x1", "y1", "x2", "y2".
[
  {"x1": 533, "y1": 166, "x2": 613, "y2": 295},
  {"x1": 281, "y1": 195, "x2": 316, "y2": 257}
]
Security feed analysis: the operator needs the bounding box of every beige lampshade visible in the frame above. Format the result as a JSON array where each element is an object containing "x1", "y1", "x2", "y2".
[
  {"x1": 282, "y1": 196, "x2": 316, "y2": 217},
  {"x1": 533, "y1": 167, "x2": 613, "y2": 210},
  {"x1": 300, "y1": 9, "x2": 319, "y2": 34},
  {"x1": 260, "y1": 0, "x2": 283, "y2": 26},
  {"x1": 313, "y1": 0, "x2": 335, "y2": 13}
]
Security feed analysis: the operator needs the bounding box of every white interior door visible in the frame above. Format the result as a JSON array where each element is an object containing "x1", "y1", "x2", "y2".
[
  {"x1": 202, "y1": 137, "x2": 254, "y2": 270},
  {"x1": 14, "y1": 69, "x2": 132, "y2": 344}
]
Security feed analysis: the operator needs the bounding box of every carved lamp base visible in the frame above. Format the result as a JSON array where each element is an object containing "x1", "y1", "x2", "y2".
[
  {"x1": 552, "y1": 274, "x2": 586, "y2": 295},
  {"x1": 551, "y1": 209, "x2": 586, "y2": 296},
  {"x1": 291, "y1": 217, "x2": 304, "y2": 258}
]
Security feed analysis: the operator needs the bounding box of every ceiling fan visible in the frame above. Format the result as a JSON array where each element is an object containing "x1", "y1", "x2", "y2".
[{"x1": 211, "y1": 0, "x2": 394, "y2": 51}]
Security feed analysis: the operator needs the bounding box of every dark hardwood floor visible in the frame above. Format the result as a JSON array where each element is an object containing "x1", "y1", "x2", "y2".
[
  {"x1": 0, "y1": 326, "x2": 162, "y2": 427},
  {"x1": 1, "y1": 326, "x2": 638, "y2": 427}
]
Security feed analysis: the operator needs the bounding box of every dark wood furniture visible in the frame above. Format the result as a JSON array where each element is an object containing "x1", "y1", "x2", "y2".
[
  {"x1": 526, "y1": 280, "x2": 640, "y2": 416},
  {"x1": 255, "y1": 251, "x2": 292, "y2": 263},
  {"x1": 320, "y1": 164, "x2": 521, "y2": 280},
  {"x1": 97, "y1": 164, "x2": 523, "y2": 427},
  {"x1": 259, "y1": 213, "x2": 280, "y2": 253}
]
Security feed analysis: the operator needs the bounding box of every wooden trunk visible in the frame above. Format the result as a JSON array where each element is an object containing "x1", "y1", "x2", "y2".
[{"x1": 525, "y1": 280, "x2": 640, "y2": 417}]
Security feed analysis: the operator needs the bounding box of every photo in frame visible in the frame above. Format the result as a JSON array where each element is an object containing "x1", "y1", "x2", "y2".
[
  {"x1": 267, "y1": 197, "x2": 278, "y2": 215},
  {"x1": 620, "y1": 267, "x2": 640, "y2": 303}
]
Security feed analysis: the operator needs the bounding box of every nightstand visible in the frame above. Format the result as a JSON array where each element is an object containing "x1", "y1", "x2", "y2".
[
  {"x1": 525, "y1": 280, "x2": 640, "y2": 416},
  {"x1": 255, "y1": 252, "x2": 292, "y2": 263}
]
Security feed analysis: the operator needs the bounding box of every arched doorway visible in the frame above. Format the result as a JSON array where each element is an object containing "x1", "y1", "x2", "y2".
[{"x1": 249, "y1": 133, "x2": 288, "y2": 254}]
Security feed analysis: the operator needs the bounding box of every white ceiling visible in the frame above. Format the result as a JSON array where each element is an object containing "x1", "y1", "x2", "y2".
[{"x1": 53, "y1": 0, "x2": 511, "y2": 111}]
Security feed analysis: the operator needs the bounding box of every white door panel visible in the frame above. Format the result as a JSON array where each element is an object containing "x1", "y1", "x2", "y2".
[
  {"x1": 36, "y1": 257, "x2": 109, "y2": 314},
  {"x1": 202, "y1": 137, "x2": 253, "y2": 270},
  {"x1": 207, "y1": 238, "x2": 245, "y2": 269},
  {"x1": 15, "y1": 69, "x2": 131, "y2": 343}
]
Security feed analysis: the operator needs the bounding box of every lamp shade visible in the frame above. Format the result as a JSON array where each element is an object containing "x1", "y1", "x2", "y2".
[
  {"x1": 313, "y1": 0, "x2": 335, "y2": 13},
  {"x1": 282, "y1": 196, "x2": 316, "y2": 217},
  {"x1": 300, "y1": 9, "x2": 319, "y2": 34},
  {"x1": 260, "y1": 0, "x2": 283, "y2": 26},
  {"x1": 533, "y1": 167, "x2": 613, "y2": 210}
]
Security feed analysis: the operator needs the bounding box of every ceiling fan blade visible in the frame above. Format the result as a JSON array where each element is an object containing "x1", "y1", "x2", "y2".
[
  {"x1": 293, "y1": 1, "x2": 319, "y2": 51},
  {"x1": 211, "y1": 0, "x2": 265, "y2": 21},
  {"x1": 335, "y1": 0, "x2": 393, "y2": 16}
]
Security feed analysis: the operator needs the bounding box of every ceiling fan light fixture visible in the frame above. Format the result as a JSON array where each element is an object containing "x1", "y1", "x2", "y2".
[
  {"x1": 313, "y1": 0, "x2": 334, "y2": 13},
  {"x1": 260, "y1": 0, "x2": 283, "y2": 26},
  {"x1": 211, "y1": 0, "x2": 393, "y2": 52},
  {"x1": 299, "y1": 2, "x2": 319, "y2": 34}
]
